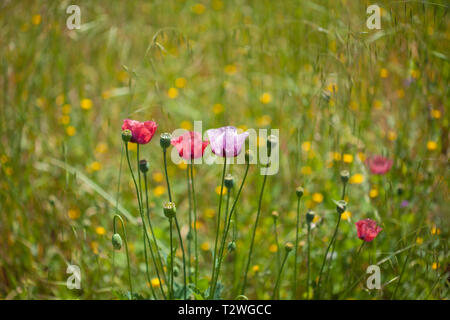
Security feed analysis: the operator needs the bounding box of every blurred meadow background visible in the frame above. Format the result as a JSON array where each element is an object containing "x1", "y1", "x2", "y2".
[{"x1": 0, "y1": 0, "x2": 449, "y2": 299}]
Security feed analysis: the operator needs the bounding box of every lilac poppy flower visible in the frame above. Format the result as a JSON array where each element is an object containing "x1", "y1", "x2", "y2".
[
  {"x1": 206, "y1": 126, "x2": 249, "y2": 157},
  {"x1": 400, "y1": 200, "x2": 409, "y2": 208}
]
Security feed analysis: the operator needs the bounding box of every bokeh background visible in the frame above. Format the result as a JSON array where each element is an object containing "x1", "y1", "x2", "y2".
[{"x1": 0, "y1": 0, "x2": 448, "y2": 299}]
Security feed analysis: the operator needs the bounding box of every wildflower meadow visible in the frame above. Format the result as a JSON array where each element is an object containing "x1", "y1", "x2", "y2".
[{"x1": 0, "y1": 0, "x2": 448, "y2": 303}]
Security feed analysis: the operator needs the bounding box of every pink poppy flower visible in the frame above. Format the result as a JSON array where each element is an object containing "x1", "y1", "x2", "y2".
[
  {"x1": 121, "y1": 119, "x2": 157, "y2": 145},
  {"x1": 171, "y1": 131, "x2": 209, "y2": 160},
  {"x1": 355, "y1": 219, "x2": 382, "y2": 242},
  {"x1": 206, "y1": 126, "x2": 249, "y2": 157},
  {"x1": 366, "y1": 156, "x2": 393, "y2": 175}
]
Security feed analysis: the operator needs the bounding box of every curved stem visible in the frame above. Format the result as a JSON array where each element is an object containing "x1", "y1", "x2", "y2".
[
  {"x1": 211, "y1": 162, "x2": 250, "y2": 298},
  {"x1": 241, "y1": 167, "x2": 268, "y2": 295},
  {"x1": 143, "y1": 172, "x2": 167, "y2": 299},
  {"x1": 190, "y1": 163, "x2": 199, "y2": 287},
  {"x1": 272, "y1": 250, "x2": 290, "y2": 299},
  {"x1": 113, "y1": 214, "x2": 133, "y2": 296},
  {"x1": 209, "y1": 158, "x2": 227, "y2": 299},
  {"x1": 293, "y1": 196, "x2": 301, "y2": 299}
]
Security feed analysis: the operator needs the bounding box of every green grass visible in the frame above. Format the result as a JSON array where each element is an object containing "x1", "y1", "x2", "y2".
[{"x1": 0, "y1": 0, "x2": 448, "y2": 300}]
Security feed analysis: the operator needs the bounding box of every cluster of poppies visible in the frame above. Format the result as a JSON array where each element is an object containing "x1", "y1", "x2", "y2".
[{"x1": 122, "y1": 119, "x2": 249, "y2": 160}]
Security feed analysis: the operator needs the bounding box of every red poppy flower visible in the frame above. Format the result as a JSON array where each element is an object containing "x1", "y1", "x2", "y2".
[
  {"x1": 171, "y1": 131, "x2": 209, "y2": 160},
  {"x1": 122, "y1": 119, "x2": 157, "y2": 144},
  {"x1": 366, "y1": 156, "x2": 393, "y2": 175},
  {"x1": 355, "y1": 219, "x2": 382, "y2": 242}
]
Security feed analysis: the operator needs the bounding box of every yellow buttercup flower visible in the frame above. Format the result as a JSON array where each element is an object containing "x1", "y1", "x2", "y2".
[
  {"x1": 60, "y1": 115, "x2": 70, "y2": 125},
  {"x1": 95, "y1": 226, "x2": 106, "y2": 235},
  {"x1": 215, "y1": 186, "x2": 227, "y2": 195},
  {"x1": 150, "y1": 278, "x2": 163, "y2": 288},
  {"x1": 373, "y1": 100, "x2": 383, "y2": 109},
  {"x1": 5, "y1": 167, "x2": 13, "y2": 176},
  {"x1": 431, "y1": 226, "x2": 440, "y2": 235},
  {"x1": 224, "y1": 64, "x2": 237, "y2": 75},
  {"x1": 167, "y1": 87, "x2": 179, "y2": 99},
  {"x1": 56, "y1": 94, "x2": 65, "y2": 105},
  {"x1": 349, "y1": 174, "x2": 364, "y2": 184},
  {"x1": 90, "y1": 161, "x2": 102, "y2": 171},
  {"x1": 178, "y1": 161, "x2": 188, "y2": 170},
  {"x1": 333, "y1": 152, "x2": 342, "y2": 161},
  {"x1": 192, "y1": 3, "x2": 206, "y2": 14},
  {"x1": 357, "y1": 152, "x2": 366, "y2": 162},
  {"x1": 341, "y1": 211, "x2": 351, "y2": 221},
  {"x1": 66, "y1": 126, "x2": 76, "y2": 136},
  {"x1": 62, "y1": 104, "x2": 72, "y2": 114},
  {"x1": 201, "y1": 242, "x2": 210, "y2": 251},
  {"x1": 387, "y1": 131, "x2": 397, "y2": 141},
  {"x1": 427, "y1": 141, "x2": 437, "y2": 151},
  {"x1": 180, "y1": 121, "x2": 192, "y2": 130},
  {"x1": 432, "y1": 262, "x2": 439, "y2": 270},
  {"x1": 380, "y1": 68, "x2": 389, "y2": 78},
  {"x1": 128, "y1": 142, "x2": 137, "y2": 152},
  {"x1": 416, "y1": 237, "x2": 423, "y2": 245},
  {"x1": 153, "y1": 185, "x2": 165, "y2": 197},
  {"x1": 302, "y1": 141, "x2": 311, "y2": 152},
  {"x1": 252, "y1": 265, "x2": 260, "y2": 273},
  {"x1": 257, "y1": 115, "x2": 272, "y2": 126},
  {"x1": 32, "y1": 14, "x2": 42, "y2": 25},
  {"x1": 269, "y1": 244, "x2": 278, "y2": 253},
  {"x1": 80, "y1": 98, "x2": 93, "y2": 110},
  {"x1": 175, "y1": 77, "x2": 187, "y2": 88},
  {"x1": 205, "y1": 208, "x2": 215, "y2": 219},
  {"x1": 68, "y1": 209, "x2": 81, "y2": 220},
  {"x1": 431, "y1": 109, "x2": 441, "y2": 119},
  {"x1": 326, "y1": 83, "x2": 337, "y2": 93},
  {"x1": 212, "y1": 103, "x2": 224, "y2": 114},
  {"x1": 90, "y1": 241, "x2": 99, "y2": 255},
  {"x1": 95, "y1": 143, "x2": 108, "y2": 154},
  {"x1": 312, "y1": 193, "x2": 324, "y2": 203},
  {"x1": 396, "y1": 89, "x2": 405, "y2": 98},
  {"x1": 152, "y1": 172, "x2": 164, "y2": 183},
  {"x1": 343, "y1": 154, "x2": 353, "y2": 163},
  {"x1": 301, "y1": 166, "x2": 312, "y2": 175},
  {"x1": 259, "y1": 92, "x2": 272, "y2": 104},
  {"x1": 369, "y1": 189, "x2": 378, "y2": 198},
  {"x1": 312, "y1": 215, "x2": 320, "y2": 224}
]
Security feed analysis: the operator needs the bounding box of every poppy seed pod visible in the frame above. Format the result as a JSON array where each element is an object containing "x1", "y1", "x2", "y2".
[
  {"x1": 285, "y1": 242, "x2": 294, "y2": 253},
  {"x1": 160, "y1": 132, "x2": 172, "y2": 150},
  {"x1": 245, "y1": 150, "x2": 253, "y2": 163},
  {"x1": 335, "y1": 200, "x2": 347, "y2": 214},
  {"x1": 163, "y1": 202, "x2": 177, "y2": 219},
  {"x1": 228, "y1": 241, "x2": 236, "y2": 252},
  {"x1": 271, "y1": 211, "x2": 279, "y2": 220},
  {"x1": 306, "y1": 210, "x2": 315, "y2": 225},
  {"x1": 139, "y1": 159, "x2": 149, "y2": 173},
  {"x1": 296, "y1": 186, "x2": 304, "y2": 198},
  {"x1": 340, "y1": 170, "x2": 349, "y2": 184},
  {"x1": 224, "y1": 174, "x2": 234, "y2": 189},
  {"x1": 122, "y1": 129, "x2": 132, "y2": 142},
  {"x1": 112, "y1": 233, "x2": 123, "y2": 250}
]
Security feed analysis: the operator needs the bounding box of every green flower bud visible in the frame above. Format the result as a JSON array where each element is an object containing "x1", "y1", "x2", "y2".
[
  {"x1": 228, "y1": 241, "x2": 236, "y2": 252},
  {"x1": 173, "y1": 266, "x2": 179, "y2": 277},
  {"x1": 112, "y1": 233, "x2": 123, "y2": 250},
  {"x1": 160, "y1": 133, "x2": 172, "y2": 150},
  {"x1": 296, "y1": 186, "x2": 304, "y2": 198},
  {"x1": 224, "y1": 174, "x2": 234, "y2": 190},
  {"x1": 340, "y1": 170, "x2": 349, "y2": 184},
  {"x1": 397, "y1": 184, "x2": 404, "y2": 196},
  {"x1": 163, "y1": 202, "x2": 177, "y2": 219},
  {"x1": 335, "y1": 200, "x2": 347, "y2": 214},
  {"x1": 285, "y1": 242, "x2": 294, "y2": 253},
  {"x1": 306, "y1": 210, "x2": 315, "y2": 225},
  {"x1": 139, "y1": 159, "x2": 149, "y2": 173},
  {"x1": 122, "y1": 129, "x2": 132, "y2": 142},
  {"x1": 271, "y1": 211, "x2": 279, "y2": 220}
]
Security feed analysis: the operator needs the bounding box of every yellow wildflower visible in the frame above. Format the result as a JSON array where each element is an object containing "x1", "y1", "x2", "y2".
[
  {"x1": 312, "y1": 193, "x2": 324, "y2": 203},
  {"x1": 427, "y1": 141, "x2": 437, "y2": 151},
  {"x1": 32, "y1": 14, "x2": 41, "y2": 25},
  {"x1": 192, "y1": 3, "x2": 206, "y2": 15},
  {"x1": 175, "y1": 77, "x2": 187, "y2": 88},
  {"x1": 90, "y1": 161, "x2": 102, "y2": 171},
  {"x1": 380, "y1": 68, "x2": 389, "y2": 78},
  {"x1": 269, "y1": 244, "x2": 278, "y2": 253},
  {"x1": 95, "y1": 226, "x2": 106, "y2": 235},
  {"x1": 341, "y1": 211, "x2": 351, "y2": 221},
  {"x1": 431, "y1": 109, "x2": 441, "y2": 119},
  {"x1": 66, "y1": 126, "x2": 76, "y2": 136},
  {"x1": 80, "y1": 98, "x2": 93, "y2": 110},
  {"x1": 212, "y1": 103, "x2": 224, "y2": 114},
  {"x1": 416, "y1": 237, "x2": 423, "y2": 245},
  {"x1": 252, "y1": 265, "x2": 260, "y2": 273},
  {"x1": 152, "y1": 172, "x2": 164, "y2": 183},
  {"x1": 224, "y1": 64, "x2": 237, "y2": 75},
  {"x1": 343, "y1": 154, "x2": 353, "y2": 163},
  {"x1": 68, "y1": 209, "x2": 80, "y2": 220},
  {"x1": 201, "y1": 242, "x2": 210, "y2": 251},
  {"x1": 302, "y1": 141, "x2": 311, "y2": 152},
  {"x1": 259, "y1": 92, "x2": 272, "y2": 104},
  {"x1": 215, "y1": 186, "x2": 227, "y2": 195},
  {"x1": 369, "y1": 189, "x2": 378, "y2": 198},
  {"x1": 153, "y1": 186, "x2": 165, "y2": 197},
  {"x1": 167, "y1": 87, "x2": 179, "y2": 99},
  {"x1": 180, "y1": 121, "x2": 192, "y2": 130},
  {"x1": 349, "y1": 174, "x2": 364, "y2": 184}
]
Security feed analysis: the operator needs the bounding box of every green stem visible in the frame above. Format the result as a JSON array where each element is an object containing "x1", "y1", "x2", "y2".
[
  {"x1": 241, "y1": 167, "x2": 268, "y2": 295},
  {"x1": 143, "y1": 228, "x2": 158, "y2": 299},
  {"x1": 209, "y1": 158, "x2": 227, "y2": 298},
  {"x1": 169, "y1": 218, "x2": 174, "y2": 299},
  {"x1": 186, "y1": 167, "x2": 192, "y2": 283},
  {"x1": 293, "y1": 196, "x2": 301, "y2": 299},
  {"x1": 271, "y1": 250, "x2": 290, "y2": 299},
  {"x1": 306, "y1": 223, "x2": 311, "y2": 300},
  {"x1": 190, "y1": 163, "x2": 199, "y2": 287},
  {"x1": 113, "y1": 214, "x2": 133, "y2": 296},
  {"x1": 143, "y1": 172, "x2": 167, "y2": 299}
]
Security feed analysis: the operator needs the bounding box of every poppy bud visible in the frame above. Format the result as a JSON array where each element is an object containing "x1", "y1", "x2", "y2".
[
  {"x1": 139, "y1": 159, "x2": 149, "y2": 173},
  {"x1": 285, "y1": 242, "x2": 294, "y2": 253},
  {"x1": 224, "y1": 174, "x2": 234, "y2": 190},
  {"x1": 245, "y1": 150, "x2": 253, "y2": 163},
  {"x1": 160, "y1": 133, "x2": 172, "y2": 150},
  {"x1": 340, "y1": 170, "x2": 349, "y2": 184},
  {"x1": 187, "y1": 229, "x2": 193, "y2": 240},
  {"x1": 271, "y1": 211, "x2": 279, "y2": 220},
  {"x1": 306, "y1": 210, "x2": 315, "y2": 225},
  {"x1": 112, "y1": 233, "x2": 123, "y2": 250},
  {"x1": 335, "y1": 200, "x2": 347, "y2": 214},
  {"x1": 397, "y1": 184, "x2": 404, "y2": 196},
  {"x1": 122, "y1": 129, "x2": 132, "y2": 142},
  {"x1": 173, "y1": 266, "x2": 179, "y2": 277},
  {"x1": 296, "y1": 186, "x2": 304, "y2": 198},
  {"x1": 267, "y1": 135, "x2": 278, "y2": 152},
  {"x1": 228, "y1": 241, "x2": 236, "y2": 252},
  {"x1": 163, "y1": 202, "x2": 177, "y2": 219}
]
